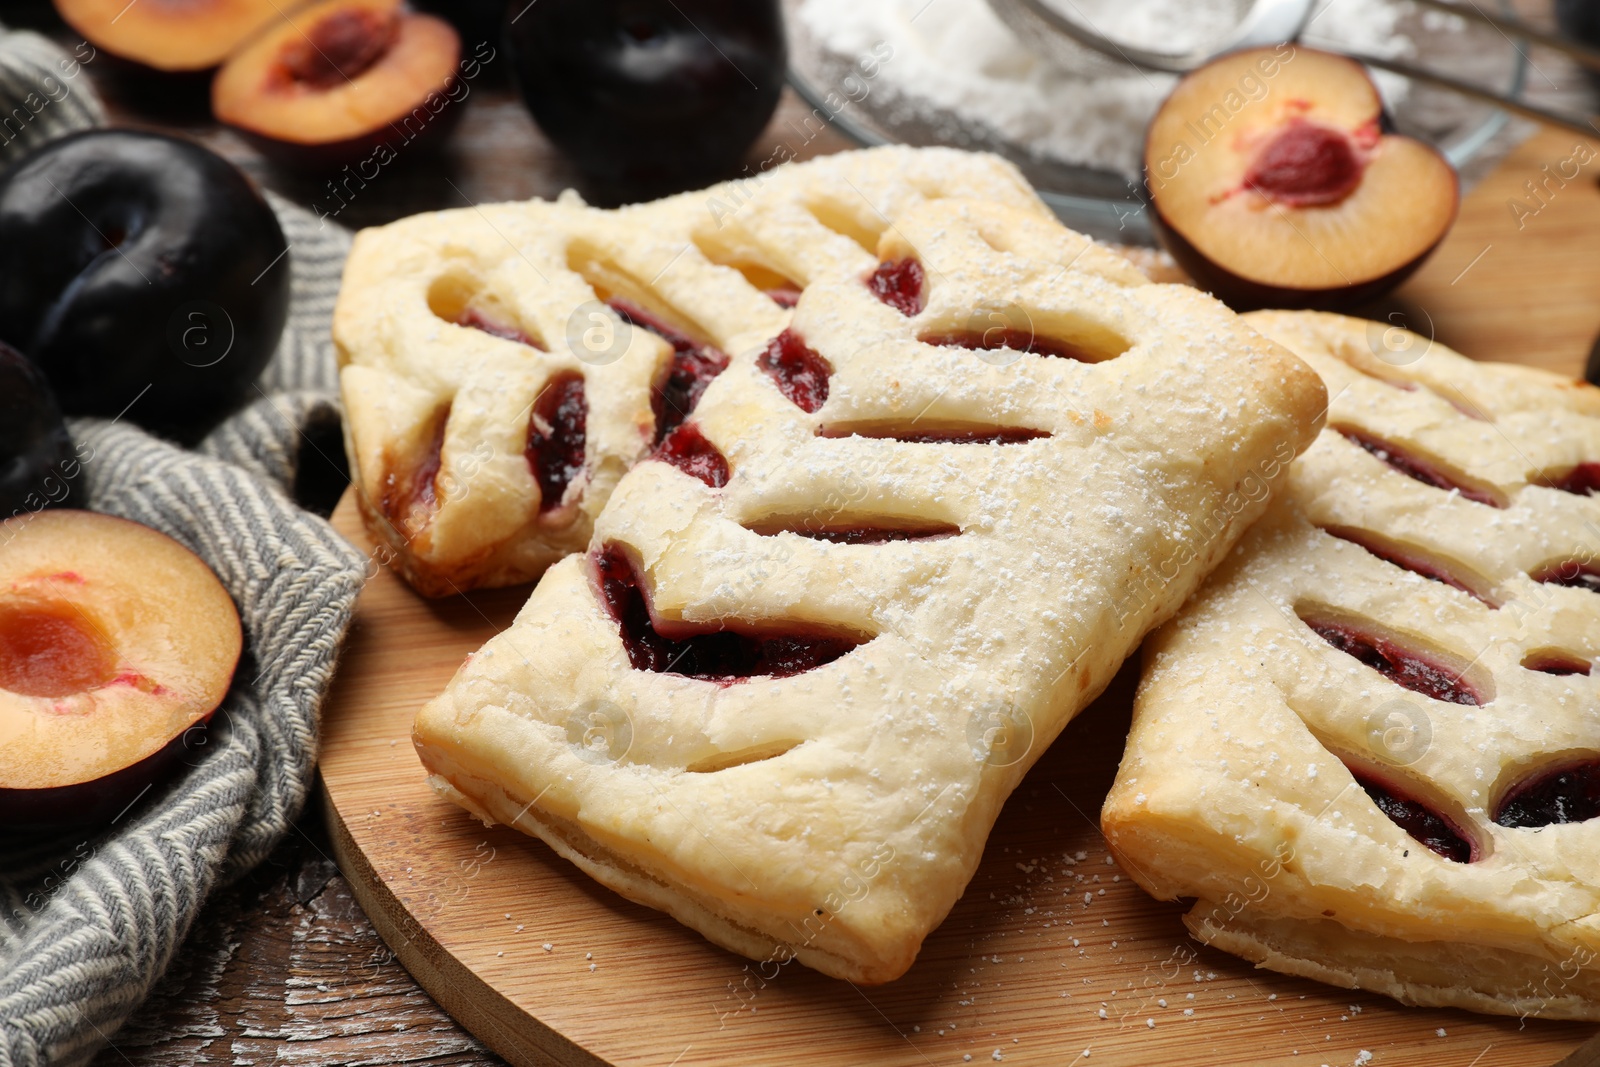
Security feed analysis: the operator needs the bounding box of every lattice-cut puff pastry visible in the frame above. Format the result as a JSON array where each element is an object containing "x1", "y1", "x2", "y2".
[
  {"x1": 412, "y1": 186, "x2": 1328, "y2": 982},
  {"x1": 1105, "y1": 309, "x2": 1600, "y2": 1019},
  {"x1": 333, "y1": 147, "x2": 1074, "y2": 596}
]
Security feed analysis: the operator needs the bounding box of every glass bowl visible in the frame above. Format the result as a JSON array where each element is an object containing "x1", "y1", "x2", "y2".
[{"x1": 785, "y1": 0, "x2": 1526, "y2": 243}]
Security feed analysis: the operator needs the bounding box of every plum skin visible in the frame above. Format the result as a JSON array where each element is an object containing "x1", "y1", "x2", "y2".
[
  {"x1": 505, "y1": 0, "x2": 785, "y2": 198},
  {"x1": 1146, "y1": 198, "x2": 1452, "y2": 313},
  {"x1": 0, "y1": 340, "x2": 76, "y2": 519},
  {"x1": 0, "y1": 129, "x2": 289, "y2": 440},
  {"x1": 0, "y1": 720, "x2": 210, "y2": 830},
  {"x1": 0, "y1": 508, "x2": 242, "y2": 832},
  {"x1": 1557, "y1": 0, "x2": 1600, "y2": 89}
]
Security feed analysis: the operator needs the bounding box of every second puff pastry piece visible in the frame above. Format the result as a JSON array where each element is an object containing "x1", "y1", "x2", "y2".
[{"x1": 1106, "y1": 310, "x2": 1600, "y2": 1020}]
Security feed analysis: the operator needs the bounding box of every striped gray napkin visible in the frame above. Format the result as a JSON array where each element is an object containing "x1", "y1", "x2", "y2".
[{"x1": 0, "y1": 25, "x2": 367, "y2": 1067}]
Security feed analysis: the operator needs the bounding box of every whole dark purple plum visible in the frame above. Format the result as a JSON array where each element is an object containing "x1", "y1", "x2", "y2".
[
  {"x1": 506, "y1": 0, "x2": 784, "y2": 199},
  {"x1": 0, "y1": 129, "x2": 289, "y2": 440},
  {"x1": 0, "y1": 340, "x2": 76, "y2": 519}
]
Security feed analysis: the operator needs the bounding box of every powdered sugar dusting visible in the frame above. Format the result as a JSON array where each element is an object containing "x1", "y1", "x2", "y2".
[{"x1": 798, "y1": 0, "x2": 1415, "y2": 178}]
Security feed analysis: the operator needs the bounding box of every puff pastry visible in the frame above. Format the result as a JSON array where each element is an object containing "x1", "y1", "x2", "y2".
[
  {"x1": 412, "y1": 154, "x2": 1326, "y2": 983},
  {"x1": 333, "y1": 147, "x2": 1056, "y2": 595},
  {"x1": 1105, "y1": 309, "x2": 1600, "y2": 1019}
]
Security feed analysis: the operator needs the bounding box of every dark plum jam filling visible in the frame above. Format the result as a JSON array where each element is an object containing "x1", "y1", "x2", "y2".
[
  {"x1": 382, "y1": 406, "x2": 447, "y2": 532},
  {"x1": 605, "y1": 298, "x2": 729, "y2": 444},
  {"x1": 1539, "y1": 462, "x2": 1600, "y2": 496},
  {"x1": 455, "y1": 308, "x2": 544, "y2": 349},
  {"x1": 1323, "y1": 528, "x2": 1493, "y2": 607},
  {"x1": 1339, "y1": 429, "x2": 1502, "y2": 507},
  {"x1": 1522, "y1": 652, "x2": 1592, "y2": 676},
  {"x1": 1243, "y1": 119, "x2": 1365, "y2": 207},
  {"x1": 1306, "y1": 619, "x2": 1480, "y2": 705},
  {"x1": 819, "y1": 424, "x2": 1048, "y2": 445},
  {"x1": 1534, "y1": 560, "x2": 1600, "y2": 595},
  {"x1": 1350, "y1": 767, "x2": 1475, "y2": 863},
  {"x1": 867, "y1": 259, "x2": 925, "y2": 316},
  {"x1": 593, "y1": 545, "x2": 862, "y2": 682},
  {"x1": 650, "y1": 423, "x2": 729, "y2": 488},
  {"x1": 745, "y1": 520, "x2": 960, "y2": 545},
  {"x1": 921, "y1": 327, "x2": 1103, "y2": 363},
  {"x1": 526, "y1": 374, "x2": 586, "y2": 513},
  {"x1": 412, "y1": 426, "x2": 444, "y2": 514},
  {"x1": 756, "y1": 329, "x2": 831, "y2": 413},
  {"x1": 1494, "y1": 760, "x2": 1600, "y2": 828},
  {"x1": 765, "y1": 286, "x2": 803, "y2": 309}
]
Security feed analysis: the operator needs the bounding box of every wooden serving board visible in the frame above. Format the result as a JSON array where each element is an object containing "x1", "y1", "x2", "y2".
[{"x1": 319, "y1": 128, "x2": 1600, "y2": 1067}]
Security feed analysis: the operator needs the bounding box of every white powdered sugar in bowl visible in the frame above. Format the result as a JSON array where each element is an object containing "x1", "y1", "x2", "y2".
[
  {"x1": 1045, "y1": 0, "x2": 1244, "y2": 54},
  {"x1": 797, "y1": 0, "x2": 1419, "y2": 179}
]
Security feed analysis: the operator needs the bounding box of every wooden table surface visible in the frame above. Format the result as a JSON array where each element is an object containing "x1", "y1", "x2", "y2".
[{"x1": 1, "y1": 0, "x2": 1584, "y2": 1061}]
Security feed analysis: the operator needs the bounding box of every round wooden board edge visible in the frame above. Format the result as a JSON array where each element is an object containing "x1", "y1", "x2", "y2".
[{"x1": 321, "y1": 779, "x2": 610, "y2": 1067}]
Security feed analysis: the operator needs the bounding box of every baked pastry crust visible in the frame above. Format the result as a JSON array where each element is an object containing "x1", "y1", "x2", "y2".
[
  {"x1": 1105, "y1": 309, "x2": 1600, "y2": 1019},
  {"x1": 412, "y1": 154, "x2": 1326, "y2": 983},
  {"x1": 333, "y1": 147, "x2": 1058, "y2": 595}
]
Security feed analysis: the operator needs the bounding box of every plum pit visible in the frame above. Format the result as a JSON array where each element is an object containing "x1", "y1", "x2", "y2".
[
  {"x1": 276, "y1": 9, "x2": 399, "y2": 91},
  {"x1": 0, "y1": 601, "x2": 117, "y2": 698},
  {"x1": 1243, "y1": 119, "x2": 1366, "y2": 208}
]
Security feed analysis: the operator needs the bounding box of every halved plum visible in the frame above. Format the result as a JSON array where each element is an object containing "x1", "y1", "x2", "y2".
[
  {"x1": 54, "y1": 0, "x2": 281, "y2": 73},
  {"x1": 212, "y1": 0, "x2": 463, "y2": 168},
  {"x1": 1144, "y1": 47, "x2": 1458, "y2": 311},
  {"x1": 0, "y1": 510, "x2": 241, "y2": 828}
]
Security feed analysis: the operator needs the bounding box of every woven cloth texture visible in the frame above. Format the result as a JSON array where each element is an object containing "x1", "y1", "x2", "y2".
[{"x1": 0, "y1": 25, "x2": 366, "y2": 1067}]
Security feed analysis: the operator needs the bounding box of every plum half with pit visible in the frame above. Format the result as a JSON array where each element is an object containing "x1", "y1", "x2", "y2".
[
  {"x1": 213, "y1": 0, "x2": 466, "y2": 169},
  {"x1": 0, "y1": 129, "x2": 289, "y2": 440},
  {"x1": 506, "y1": 0, "x2": 785, "y2": 198},
  {"x1": 0, "y1": 341, "x2": 76, "y2": 521},
  {"x1": 1144, "y1": 46, "x2": 1458, "y2": 311},
  {"x1": 0, "y1": 510, "x2": 242, "y2": 829},
  {"x1": 54, "y1": 0, "x2": 282, "y2": 74}
]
